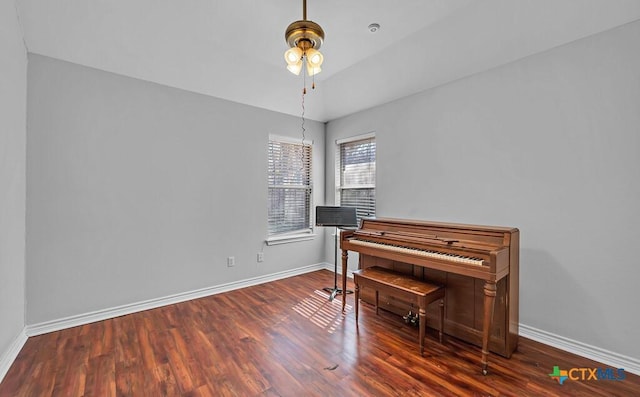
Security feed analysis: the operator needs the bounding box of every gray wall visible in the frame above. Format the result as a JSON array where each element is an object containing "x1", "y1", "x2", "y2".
[
  {"x1": 0, "y1": 0, "x2": 27, "y2": 369},
  {"x1": 326, "y1": 21, "x2": 640, "y2": 360},
  {"x1": 26, "y1": 55, "x2": 325, "y2": 324}
]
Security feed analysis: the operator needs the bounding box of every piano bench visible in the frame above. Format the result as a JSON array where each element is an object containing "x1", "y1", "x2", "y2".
[{"x1": 352, "y1": 266, "x2": 445, "y2": 356}]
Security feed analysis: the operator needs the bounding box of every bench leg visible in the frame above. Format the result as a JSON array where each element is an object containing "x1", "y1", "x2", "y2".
[{"x1": 439, "y1": 298, "x2": 444, "y2": 344}]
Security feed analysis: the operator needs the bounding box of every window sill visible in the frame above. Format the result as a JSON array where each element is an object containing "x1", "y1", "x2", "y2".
[{"x1": 266, "y1": 233, "x2": 316, "y2": 246}]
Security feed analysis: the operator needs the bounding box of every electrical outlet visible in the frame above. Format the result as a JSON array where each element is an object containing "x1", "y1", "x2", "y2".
[
  {"x1": 227, "y1": 256, "x2": 235, "y2": 267},
  {"x1": 257, "y1": 252, "x2": 264, "y2": 262}
]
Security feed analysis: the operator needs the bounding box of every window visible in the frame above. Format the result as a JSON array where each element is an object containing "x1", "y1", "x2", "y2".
[
  {"x1": 336, "y1": 134, "x2": 376, "y2": 221},
  {"x1": 268, "y1": 136, "x2": 313, "y2": 241}
]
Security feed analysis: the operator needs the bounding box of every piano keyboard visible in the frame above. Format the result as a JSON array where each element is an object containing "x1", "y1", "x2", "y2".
[{"x1": 348, "y1": 238, "x2": 485, "y2": 266}]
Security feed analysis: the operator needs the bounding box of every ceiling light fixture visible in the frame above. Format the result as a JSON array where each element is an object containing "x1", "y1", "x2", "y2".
[{"x1": 284, "y1": 0, "x2": 325, "y2": 90}]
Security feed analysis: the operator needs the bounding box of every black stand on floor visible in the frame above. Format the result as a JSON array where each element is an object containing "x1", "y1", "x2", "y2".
[
  {"x1": 316, "y1": 206, "x2": 358, "y2": 301},
  {"x1": 322, "y1": 227, "x2": 353, "y2": 301}
]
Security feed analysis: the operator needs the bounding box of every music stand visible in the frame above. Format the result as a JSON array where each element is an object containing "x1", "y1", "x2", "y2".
[{"x1": 316, "y1": 206, "x2": 358, "y2": 301}]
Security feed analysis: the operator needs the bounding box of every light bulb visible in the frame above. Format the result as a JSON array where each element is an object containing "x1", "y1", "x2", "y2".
[
  {"x1": 309, "y1": 52, "x2": 322, "y2": 65},
  {"x1": 306, "y1": 48, "x2": 323, "y2": 68},
  {"x1": 287, "y1": 61, "x2": 303, "y2": 75},
  {"x1": 284, "y1": 47, "x2": 303, "y2": 65},
  {"x1": 306, "y1": 63, "x2": 321, "y2": 76}
]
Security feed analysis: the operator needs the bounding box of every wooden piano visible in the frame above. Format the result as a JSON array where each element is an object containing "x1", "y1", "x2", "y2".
[{"x1": 340, "y1": 217, "x2": 519, "y2": 375}]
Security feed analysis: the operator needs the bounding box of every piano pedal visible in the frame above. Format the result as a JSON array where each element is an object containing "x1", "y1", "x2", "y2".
[{"x1": 403, "y1": 311, "x2": 419, "y2": 327}]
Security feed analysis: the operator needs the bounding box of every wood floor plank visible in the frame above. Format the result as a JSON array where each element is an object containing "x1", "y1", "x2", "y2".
[
  {"x1": 1, "y1": 269, "x2": 639, "y2": 396},
  {"x1": 83, "y1": 353, "x2": 115, "y2": 397}
]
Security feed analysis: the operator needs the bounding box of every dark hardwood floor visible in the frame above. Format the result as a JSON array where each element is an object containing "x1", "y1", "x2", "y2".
[{"x1": 1, "y1": 269, "x2": 638, "y2": 396}]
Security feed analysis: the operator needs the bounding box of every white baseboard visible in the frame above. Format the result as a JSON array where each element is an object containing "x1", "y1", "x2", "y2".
[
  {"x1": 26, "y1": 262, "x2": 329, "y2": 337},
  {"x1": 519, "y1": 323, "x2": 640, "y2": 376},
  {"x1": 0, "y1": 328, "x2": 28, "y2": 384}
]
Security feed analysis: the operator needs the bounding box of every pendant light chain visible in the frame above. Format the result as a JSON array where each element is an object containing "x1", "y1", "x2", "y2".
[{"x1": 300, "y1": 86, "x2": 307, "y2": 170}]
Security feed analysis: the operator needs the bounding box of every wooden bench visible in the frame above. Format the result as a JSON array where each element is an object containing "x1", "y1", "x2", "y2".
[{"x1": 352, "y1": 266, "x2": 445, "y2": 356}]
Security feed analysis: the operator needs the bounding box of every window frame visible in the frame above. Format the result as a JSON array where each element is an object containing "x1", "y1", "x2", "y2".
[
  {"x1": 266, "y1": 134, "x2": 315, "y2": 245},
  {"x1": 335, "y1": 132, "x2": 376, "y2": 222}
]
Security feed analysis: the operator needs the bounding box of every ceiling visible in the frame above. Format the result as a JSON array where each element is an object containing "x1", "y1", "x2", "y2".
[{"x1": 16, "y1": 0, "x2": 640, "y2": 122}]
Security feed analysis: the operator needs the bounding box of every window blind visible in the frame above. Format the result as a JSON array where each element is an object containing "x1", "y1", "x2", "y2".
[
  {"x1": 268, "y1": 139, "x2": 312, "y2": 235},
  {"x1": 337, "y1": 136, "x2": 376, "y2": 220}
]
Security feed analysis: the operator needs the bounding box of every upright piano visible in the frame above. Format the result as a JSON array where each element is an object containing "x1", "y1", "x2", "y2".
[{"x1": 340, "y1": 217, "x2": 519, "y2": 374}]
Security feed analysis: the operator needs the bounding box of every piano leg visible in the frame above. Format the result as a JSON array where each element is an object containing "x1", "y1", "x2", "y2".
[
  {"x1": 341, "y1": 250, "x2": 349, "y2": 312},
  {"x1": 354, "y1": 283, "x2": 360, "y2": 323},
  {"x1": 438, "y1": 298, "x2": 444, "y2": 344},
  {"x1": 481, "y1": 281, "x2": 497, "y2": 375}
]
